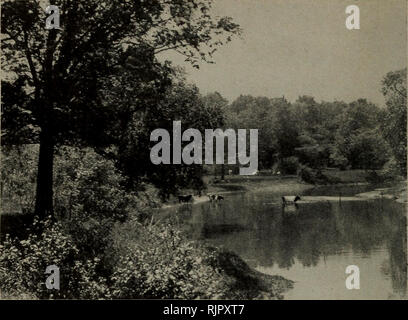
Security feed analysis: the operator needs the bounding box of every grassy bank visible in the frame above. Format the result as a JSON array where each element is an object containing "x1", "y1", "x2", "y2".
[
  {"x1": 321, "y1": 169, "x2": 368, "y2": 183},
  {"x1": 164, "y1": 175, "x2": 313, "y2": 206},
  {"x1": 206, "y1": 169, "x2": 374, "y2": 193},
  {"x1": 173, "y1": 170, "x2": 380, "y2": 205}
]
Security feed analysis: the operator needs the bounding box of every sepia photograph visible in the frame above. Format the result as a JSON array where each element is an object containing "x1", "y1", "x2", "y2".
[{"x1": 0, "y1": 0, "x2": 407, "y2": 303}]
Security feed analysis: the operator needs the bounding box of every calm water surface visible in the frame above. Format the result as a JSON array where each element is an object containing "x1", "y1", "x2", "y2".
[{"x1": 164, "y1": 184, "x2": 407, "y2": 300}]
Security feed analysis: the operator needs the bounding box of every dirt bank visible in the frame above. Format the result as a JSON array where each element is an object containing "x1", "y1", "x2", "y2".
[{"x1": 208, "y1": 247, "x2": 294, "y2": 299}]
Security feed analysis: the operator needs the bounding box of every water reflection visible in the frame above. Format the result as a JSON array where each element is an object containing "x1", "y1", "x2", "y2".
[{"x1": 165, "y1": 188, "x2": 407, "y2": 299}]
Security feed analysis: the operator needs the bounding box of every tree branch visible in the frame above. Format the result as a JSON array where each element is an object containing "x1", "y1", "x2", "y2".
[{"x1": 23, "y1": 31, "x2": 40, "y2": 89}]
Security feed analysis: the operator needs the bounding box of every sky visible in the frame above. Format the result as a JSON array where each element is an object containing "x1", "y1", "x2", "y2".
[{"x1": 161, "y1": 0, "x2": 407, "y2": 106}]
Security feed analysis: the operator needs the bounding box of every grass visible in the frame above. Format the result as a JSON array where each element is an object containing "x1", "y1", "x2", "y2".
[{"x1": 322, "y1": 169, "x2": 368, "y2": 183}]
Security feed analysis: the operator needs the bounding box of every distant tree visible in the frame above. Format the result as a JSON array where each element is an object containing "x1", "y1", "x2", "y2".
[
  {"x1": 292, "y1": 96, "x2": 346, "y2": 168},
  {"x1": 334, "y1": 99, "x2": 385, "y2": 169},
  {"x1": 295, "y1": 96, "x2": 320, "y2": 135},
  {"x1": 226, "y1": 95, "x2": 280, "y2": 169},
  {"x1": 294, "y1": 97, "x2": 346, "y2": 144},
  {"x1": 381, "y1": 68, "x2": 407, "y2": 176},
  {"x1": 201, "y1": 92, "x2": 229, "y2": 179},
  {"x1": 273, "y1": 99, "x2": 301, "y2": 160},
  {"x1": 1, "y1": 0, "x2": 240, "y2": 218},
  {"x1": 337, "y1": 99, "x2": 381, "y2": 136},
  {"x1": 114, "y1": 81, "x2": 225, "y2": 199},
  {"x1": 202, "y1": 92, "x2": 229, "y2": 112},
  {"x1": 346, "y1": 129, "x2": 389, "y2": 170}
]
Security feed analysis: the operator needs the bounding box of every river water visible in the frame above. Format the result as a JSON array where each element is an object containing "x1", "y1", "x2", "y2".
[{"x1": 164, "y1": 184, "x2": 407, "y2": 300}]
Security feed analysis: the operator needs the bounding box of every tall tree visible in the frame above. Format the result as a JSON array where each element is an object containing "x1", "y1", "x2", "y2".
[
  {"x1": 1, "y1": 0, "x2": 240, "y2": 218},
  {"x1": 334, "y1": 99, "x2": 384, "y2": 169},
  {"x1": 114, "y1": 80, "x2": 225, "y2": 199},
  {"x1": 226, "y1": 95, "x2": 279, "y2": 169},
  {"x1": 201, "y1": 92, "x2": 229, "y2": 179},
  {"x1": 381, "y1": 68, "x2": 407, "y2": 176},
  {"x1": 273, "y1": 98, "x2": 300, "y2": 160}
]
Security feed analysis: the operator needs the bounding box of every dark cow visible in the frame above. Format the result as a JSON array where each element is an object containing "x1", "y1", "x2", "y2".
[
  {"x1": 208, "y1": 194, "x2": 216, "y2": 201},
  {"x1": 178, "y1": 194, "x2": 193, "y2": 203},
  {"x1": 208, "y1": 194, "x2": 224, "y2": 202},
  {"x1": 281, "y1": 195, "x2": 301, "y2": 205}
]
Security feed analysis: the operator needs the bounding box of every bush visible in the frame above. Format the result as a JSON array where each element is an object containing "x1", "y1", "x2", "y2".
[
  {"x1": 1, "y1": 145, "x2": 167, "y2": 297},
  {"x1": 54, "y1": 146, "x2": 160, "y2": 222},
  {"x1": 109, "y1": 221, "x2": 229, "y2": 299},
  {"x1": 1, "y1": 145, "x2": 161, "y2": 219},
  {"x1": 0, "y1": 218, "x2": 110, "y2": 299},
  {"x1": 278, "y1": 157, "x2": 299, "y2": 175},
  {"x1": 329, "y1": 152, "x2": 349, "y2": 170},
  {"x1": 1, "y1": 145, "x2": 38, "y2": 214},
  {"x1": 53, "y1": 147, "x2": 161, "y2": 260},
  {"x1": 298, "y1": 166, "x2": 340, "y2": 184},
  {"x1": 299, "y1": 166, "x2": 316, "y2": 184},
  {"x1": 381, "y1": 157, "x2": 402, "y2": 180},
  {"x1": 108, "y1": 218, "x2": 291, "y2": 299}
]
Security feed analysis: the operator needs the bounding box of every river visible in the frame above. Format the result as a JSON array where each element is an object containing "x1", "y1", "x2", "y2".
[{"x1": 163, "y1": 184, "x2": 407, "y2": 300}]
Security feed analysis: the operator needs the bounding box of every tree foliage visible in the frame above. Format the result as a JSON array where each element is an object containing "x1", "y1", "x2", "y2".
[
  {"x1": 113, "y1": 79, "x2": 225, "y2": 198},
  {"x1": 381, "y1": 68, "x2": 407, "y2": 176},
  {"x1": 1, "y1": 0, "x2": 240, "y2": 217},
  {"x1": 224, "y1": 91, "x2": 398, "y2": 174}
]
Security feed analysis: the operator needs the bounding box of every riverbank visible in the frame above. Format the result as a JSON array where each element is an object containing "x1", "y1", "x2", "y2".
[
  {"x1": 356, "y1": 181, "x2": 407, "y2": 203},
  {"x1": 187, "y1": 172, "x2": 406, "y2": 205},
  {"x1": 163, "y1": 175, "x2": 314, "y2": 207},
  {"x1": 160, "y1": 176, "x2": 303, "y2": 299},
  {"x1": 207, "y1": 247, "x2": 294, "y2": 299}
]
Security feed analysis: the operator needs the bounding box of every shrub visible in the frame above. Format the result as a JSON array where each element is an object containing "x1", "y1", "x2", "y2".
[
  {"x1": 54, "y1": 146, "x2": 161, "y2": 222},
  {"x1": 298, "y1": 166, "x2": 339, "y2": 184},
  {"x1": 109, "y1": 221, "x2": 229, "y2": 299},
  {"x1": 53, "y1": 147, "x2": 161, "y2": 260},
  {"x1": 299, "y1": 166, "x2": 315, "y2": 184},
  {"x1": 1, "y1": 145, "x2": 38, "y2": 214},
  {"x1": 2, "y1": 145, "x2": 165, "y2": 295},
  {"x1": 364, "y1": 169, "x2": 397, "y2": 184},
  {"x1": 278, "y1": 156, "x2": 299, "y2": 175},
  {"x1": 107, "y1": 217, "x2": 292, "y2": 300},
  {"x1": 0, "y1": 218, "x2": 110, "y2": 299},
  {"x1": 381, "y1": 157, "x2": 402, "y2": 180},
  {"x1": 329, "y1": 152, "x2": 349, "y2": 170},
  {"x1": 1, "y1": 145, "x2": 161, "y2": 220}
]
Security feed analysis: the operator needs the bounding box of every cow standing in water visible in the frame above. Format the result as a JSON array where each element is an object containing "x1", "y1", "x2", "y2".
[
  {"x1": 207, "y1": 194, "x2": 224, "y2": 202},
  {"x1": 281, "y1": 195, "x2": 301, "y2": 206}
]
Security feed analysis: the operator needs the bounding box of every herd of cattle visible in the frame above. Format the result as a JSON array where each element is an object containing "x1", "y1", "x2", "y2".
[
  {"x1": 177, "y1": 194, "x2": 301, "y2": 206},
  {"x1": 177, "y1": 193, "x2": 224, "y2": 203}
]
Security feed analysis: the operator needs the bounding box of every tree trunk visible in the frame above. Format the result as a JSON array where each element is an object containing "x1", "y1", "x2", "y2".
[{"x1": 34, "y1": 129, "x2": 54, "y2": 219}]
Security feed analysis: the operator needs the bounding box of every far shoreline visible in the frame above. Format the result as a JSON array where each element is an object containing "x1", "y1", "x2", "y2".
[{"x1": 166, "y1": 170, "x2": 407, "y2": 208}]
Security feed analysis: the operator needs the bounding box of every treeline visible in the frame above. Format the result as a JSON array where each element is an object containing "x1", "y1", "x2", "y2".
[
  {"x1": 2, "y1": 69, "x2": 407, "y2": 206},
  {"x1": 221, "y1": 68, "x2": 407, "y2": 181}
]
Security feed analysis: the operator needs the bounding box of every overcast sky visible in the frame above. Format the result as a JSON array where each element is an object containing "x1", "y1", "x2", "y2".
[{"x1": 161, "y1": 0, "x2": 407, "y2": 106}]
